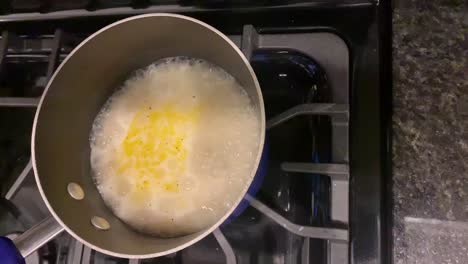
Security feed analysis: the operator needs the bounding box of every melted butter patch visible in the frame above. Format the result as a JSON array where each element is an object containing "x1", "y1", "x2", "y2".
[{"x1": 118, "y1": 104, "x2": 199, "y2": 193}]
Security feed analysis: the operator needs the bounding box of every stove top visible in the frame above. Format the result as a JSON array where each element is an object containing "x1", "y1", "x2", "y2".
[{"x1": 0, "y1": 1, "x2": 392, "y2": 264}]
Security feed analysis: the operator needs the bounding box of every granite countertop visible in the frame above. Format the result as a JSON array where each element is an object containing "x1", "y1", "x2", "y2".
[{"x1": 393, "y1": 0, "x2": 468, "y2": 263}]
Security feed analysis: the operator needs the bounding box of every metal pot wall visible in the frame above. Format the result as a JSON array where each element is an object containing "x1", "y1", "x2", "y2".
[{"x1": 0, "y1": 13, "x2": 265, "y2": 260}]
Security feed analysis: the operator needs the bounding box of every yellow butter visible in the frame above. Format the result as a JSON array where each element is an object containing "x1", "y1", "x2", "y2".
[{"x1": 118, "y1": 104, "x2": 198, "y2": 193}]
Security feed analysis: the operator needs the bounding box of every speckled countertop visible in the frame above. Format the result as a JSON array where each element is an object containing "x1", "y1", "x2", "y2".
[{"x1": 393, "y1": 0, "x2": 468, "y2": 263}]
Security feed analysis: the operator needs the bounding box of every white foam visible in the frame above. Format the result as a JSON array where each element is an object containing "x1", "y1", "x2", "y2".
[{"x1": 90, "y1": 57, "x2": 261, "y2": 237}]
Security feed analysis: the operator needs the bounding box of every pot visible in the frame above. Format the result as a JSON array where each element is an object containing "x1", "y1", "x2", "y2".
[{"x1": 0, "y1": 13, "x2": 265, "y2": 260}]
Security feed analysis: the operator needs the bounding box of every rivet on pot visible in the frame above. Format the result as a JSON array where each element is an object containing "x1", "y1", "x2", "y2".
[
  {"x1": 91, "y1": 216, "x2": 110, "y2": 231},
  {"x1": 67, "y1": 182, "x2": 84, "y2": 200}
]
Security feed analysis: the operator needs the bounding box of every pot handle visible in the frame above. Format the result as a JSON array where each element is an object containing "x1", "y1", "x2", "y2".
[{"x1": 14, "y1": 216, "x2": 64, "y2": 257}]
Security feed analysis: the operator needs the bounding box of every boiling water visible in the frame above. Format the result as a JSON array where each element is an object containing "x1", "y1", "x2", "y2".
[{"x1": 90, "y1": 57, "x2": 261, "y2": 237}]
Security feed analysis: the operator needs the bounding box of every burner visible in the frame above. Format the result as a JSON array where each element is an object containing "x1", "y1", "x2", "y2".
[{"x1": 0, "y1": 2, "x2": 391, "y2": 263}]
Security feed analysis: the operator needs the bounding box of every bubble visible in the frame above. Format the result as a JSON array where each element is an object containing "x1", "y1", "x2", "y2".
[{"x1": 89, "y1": 56, "x2": 261, "y2": 237}]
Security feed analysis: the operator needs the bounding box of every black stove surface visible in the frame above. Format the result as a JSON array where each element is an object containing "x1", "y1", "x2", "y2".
[{"x1": 0, "y1": 1, "x2": 392, "y2": 264}]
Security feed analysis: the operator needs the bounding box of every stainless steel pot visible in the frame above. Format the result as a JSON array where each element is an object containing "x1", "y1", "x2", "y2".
[{"x1": 6, "y1": 13, "x2": 265, "y2": 259}]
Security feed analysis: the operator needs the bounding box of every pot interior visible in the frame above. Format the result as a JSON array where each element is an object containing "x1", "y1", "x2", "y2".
[{"x1": 33, "y1": 14, "x2": 264, "y2": 258}]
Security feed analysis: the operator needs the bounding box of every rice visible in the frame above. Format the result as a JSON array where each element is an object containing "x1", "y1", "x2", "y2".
[{"x1": 90, "y1": 57, "x2": 260, "y2": 237}]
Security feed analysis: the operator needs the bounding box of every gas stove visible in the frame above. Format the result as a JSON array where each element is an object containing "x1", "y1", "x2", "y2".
[{"x1": 0, "y1": 1, "x2": 392, "y2": 264}]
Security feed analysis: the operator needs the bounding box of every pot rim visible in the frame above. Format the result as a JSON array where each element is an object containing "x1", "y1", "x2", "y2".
[{"x1": 31, "y1": 13, "x2": 265, "y2": 259}]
